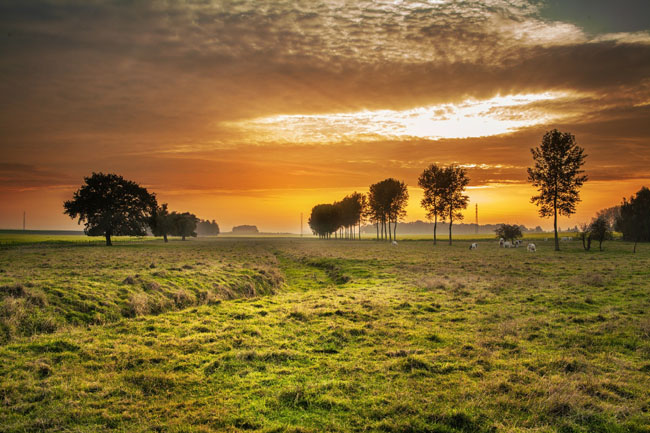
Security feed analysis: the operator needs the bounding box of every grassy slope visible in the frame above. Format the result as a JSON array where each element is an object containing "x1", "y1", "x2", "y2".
[{"x1": 1, "y1": 236, "x2": 649, "y2": 433}]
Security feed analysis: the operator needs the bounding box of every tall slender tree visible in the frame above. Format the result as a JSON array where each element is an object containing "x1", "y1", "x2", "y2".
[
  {"x1": 527, "y1": 129, "x2": 588, "y2": 251},
  {"x1": 440, "y1": 165, "x2": 469, "y2": 245},
  {"x1": 418, "y1": 164, "x2": 446, "y2": 245}
]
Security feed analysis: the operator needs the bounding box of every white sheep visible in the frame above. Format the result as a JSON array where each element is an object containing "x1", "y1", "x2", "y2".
[
  {"x1": 527, "y1": 243, "x2": 536, "y2": 252},
  {"x1": 503, "y1": 241, "x2": 512, "y2": 248},
  {"x1": 391, "y1": 240, "x2": 398, "y2": 246},
  {"x1": 469, "y1": 243, "x2": 478, "y2": 250},
  {"x1": 499, "y1": 238, "x2": 505, "y2": 247}
]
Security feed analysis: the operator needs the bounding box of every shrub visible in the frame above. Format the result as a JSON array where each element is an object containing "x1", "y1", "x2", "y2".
[
  {"x1": 127, "y1": 293, "x2": 150, "y2": 316},
  {"x1": 173, "y1": 289, "x2": 195, "y2": 308}
]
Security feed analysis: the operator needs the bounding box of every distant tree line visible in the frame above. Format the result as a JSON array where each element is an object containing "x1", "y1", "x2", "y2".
[
  {"x1": 232, "y1": 225, "x2": 259, "y2": 234},
  {"x1": 64, "y1": 172, "x2": 220, "y2": 245},
  {"x1": 197, "y1": 219, "x2": 220, "y2": 236}
]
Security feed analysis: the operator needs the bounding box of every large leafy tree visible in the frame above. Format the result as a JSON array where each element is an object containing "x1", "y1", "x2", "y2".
[
  {"x1": 616, "y1": 186, "x2": 650, "y2": 253},
  {"x1": 527, "y1": 129, "x2": 587, "y2": 251},
  {"x1": 64, "y1": 172, "x2": 157, "y2": 246},
  {"x1": 441, "y1": 165, "x2": 469, "y2": 245},
  {"x1": 418, "y1": 164, "x2": 447, "y2": 245}
]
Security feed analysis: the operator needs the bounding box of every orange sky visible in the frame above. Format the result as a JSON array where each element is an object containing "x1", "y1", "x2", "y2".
[{"x1": 1, "y1": 1, "x2": 649, "y2": 232}]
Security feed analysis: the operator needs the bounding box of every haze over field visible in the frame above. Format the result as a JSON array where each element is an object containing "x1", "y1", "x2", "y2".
[{"x1": 1, "y1": 1, "x2": 649, "y2": 231}]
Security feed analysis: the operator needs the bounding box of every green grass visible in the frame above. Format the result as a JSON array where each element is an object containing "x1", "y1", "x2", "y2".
[{"x1": 1, "y1": 235, "x2": 649, "y2": 432}]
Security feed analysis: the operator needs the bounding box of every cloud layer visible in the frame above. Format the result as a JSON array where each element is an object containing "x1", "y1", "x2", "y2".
[{"x1": 1, "y1": 0, "x2": 649, "y2": 229}]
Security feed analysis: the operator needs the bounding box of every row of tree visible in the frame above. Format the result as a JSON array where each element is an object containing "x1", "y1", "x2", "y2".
[
  {"x1": 309, "y1": 192, "x2": 366, "y2": 239},
  {"x1": 309, "y1": 167, "x2": 471, "y2": 244},
  {"x1": 64, "y1": 172, "x2": 218, "y2": 245},
  {"x1": 308, "y1": 128, "x2": 649, "y2": 251}
]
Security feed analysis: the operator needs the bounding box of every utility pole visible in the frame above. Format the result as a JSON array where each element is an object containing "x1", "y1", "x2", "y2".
[
  {"x1": 23, "y1": 211, "x2": 26, "y2": 231},
  {"x1": 300, "y1": 212, "x2": 303, "y2": 237},
  {"x1": 475, "y1": 204, "x2": 478, "y2": 234}
]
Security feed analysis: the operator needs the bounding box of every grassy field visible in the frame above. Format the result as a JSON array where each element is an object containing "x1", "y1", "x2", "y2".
[{"x1": 1, "y1": 234, "x2": 649, "y2": 432}]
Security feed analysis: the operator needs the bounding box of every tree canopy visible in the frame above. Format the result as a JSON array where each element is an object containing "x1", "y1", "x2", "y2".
[
  {"x1": 616, "y1": 186, "x2": 650, "y2": 252},
  {"x1": 589, "y1": 214, "x2": 611, "y2": 251},
  {"x1": 197, "y1": 219, "x2": 220, "y2": 236},
  {"x1": 63, "y1": 172, "x2": 157, "y2": 246},
  {"x1": 367, "y1": 178, "x2": 409, "y2": 241},
  {"x1": 418, "y1": 164, "x2": 447, "y2": 245},
  {"x1": 495, "y1": 224, "x2": 522, "y2": 243},
  {"x1": 173, "y1": 212, "x2": 198, "y2": 240},
  {"x1": 528, "y1": 129, "x2": 587, "y2": 251},
  {"x1": 150, "y1": 203, "x2": 175, "y2": 242},
  {"x1": 440, "y1": 165, "x2": 469, "y2": 245}
]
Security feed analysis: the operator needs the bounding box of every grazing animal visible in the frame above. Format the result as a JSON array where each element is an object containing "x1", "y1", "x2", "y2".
[
  {"x1": 527, "y1": 243, "x2": 536, "y2": 252},
  {"x1": 514, "y1": 240, "x2": 522, "y2": 247},
  {"x1": 503, "y1": 241, "x2": 512, "y2": 248},
  {"x1": 561, "y1": 237, "x2": 571, "y2": 241},
  {"x1": 391, "y1": 241, "x2": 398, "y2": 246},
  {"x1": 499, "y1": 238, "x2": 505, "y2": 247},
  {"x1": 469, "y1": 243, "x2": 478, "y2": 250}
]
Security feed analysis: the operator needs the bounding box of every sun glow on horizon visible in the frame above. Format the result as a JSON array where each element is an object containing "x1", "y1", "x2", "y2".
[{"x1": 225, "y1": 92, "x2": 582, "y2": 144}]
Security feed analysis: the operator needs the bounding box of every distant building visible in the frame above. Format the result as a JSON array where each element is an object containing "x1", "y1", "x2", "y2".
[{"x1": 232, "y1": 225, "x2": 259, "y2": 234}]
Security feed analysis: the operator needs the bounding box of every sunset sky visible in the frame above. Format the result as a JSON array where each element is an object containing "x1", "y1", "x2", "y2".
[{"x1": 1, "y1": 0, "x2": 649, "y2": 232}]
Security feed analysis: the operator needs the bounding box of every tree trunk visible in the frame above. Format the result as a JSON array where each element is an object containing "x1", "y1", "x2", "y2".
[
  {"x1": 433, "y1": 215, "x2": 437, "y2": 245},
  {"x1": 448, "y1": 210, "x2": 453, "y2": 245},
  {"x1": 599, "y1": 239, "x2": 603, "y2": 251},
  {"x1": 393, "y1": 219, "x2": 397, "y2": 241},
  {"x1": 163, "y1": 234, "x2": 168, "y2": 243},
  {"x1": 448, "y1": 220, "x2": 453, "y2": 245},
  {"x1": 388, "y1": 219, "x2": 392, "y2": 242},
  {"x1": 105, "y1": 232, "x2": 112, "y2": 246},
  {"x1": 634, "y1": 240, "x2": 637, "y2": 253},
  {"x1": 554, "y1": 195, "x2": 560, "y2": 251},
  {"x1": 376, "y1": 222, "x2": 379, "y2": 240}
]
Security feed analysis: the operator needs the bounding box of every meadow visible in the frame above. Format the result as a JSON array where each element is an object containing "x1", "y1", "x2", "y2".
[{"x1": 1, "y1": 234, "x2": 649, "y2": 433}]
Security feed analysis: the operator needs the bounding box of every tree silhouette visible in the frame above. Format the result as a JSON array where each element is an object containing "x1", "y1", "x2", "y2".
[
  {"x1": 578, "y1": 223, "x2": 592, "y2": 251},
  {"x1": 309, "y1": 203, "x2": 339, "y2": 238},
  {"x1": 197, "y1": 219, "x2": 220, "y2": 236},
  {"x1": 616, "y1": 186, "x2": 650, "y2": 253},
  {"x1": 172, "y1": 212, "x2": 198, "y2": 240},
  {"x1": 495, "y1": 223, "x2": 522, "y2": 243},
  {"x1": 418, "y1": 164, "x2": 447, "y2": 245},
  {"x1": 528, "y1": 129, "x2": 587, "y2": 251},
  {"x1": 63, "y1": 172, "x2": 157, "y2": 246},
  {"x1": 368, "y1": 178, "x2": 408, "y2": 241},
  {"x1": 441, "y1": 165, "x2": 469, "y2": 245},
  {"x1": 150, "y1": 203, "x2": 174, "y2": 242},
  {"x1": 589, "y1": 215, "x2": 611, "y2": 251}
]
